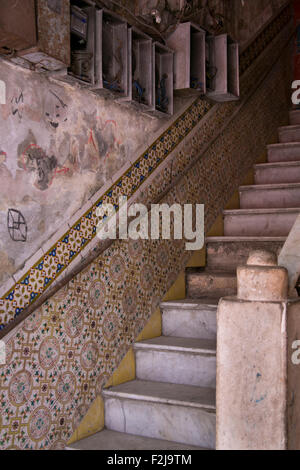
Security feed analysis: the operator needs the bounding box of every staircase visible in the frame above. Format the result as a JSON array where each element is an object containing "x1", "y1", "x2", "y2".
[{"x1": 69, "y1": 109, "x2": 300, "y2": 450}]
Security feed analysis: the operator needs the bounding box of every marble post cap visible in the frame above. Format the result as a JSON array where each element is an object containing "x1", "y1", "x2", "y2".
[
  {"x1": 246, "y1": 250, "x2": 278, "y2": 267},
  {"x1": 237, "y1": 250, "x2": 288, "y2": 302}
]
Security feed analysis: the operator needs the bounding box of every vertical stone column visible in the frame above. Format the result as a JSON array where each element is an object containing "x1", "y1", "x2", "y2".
[{"x1": 216, "y1": 250, "x2": 290, "y2": 450}]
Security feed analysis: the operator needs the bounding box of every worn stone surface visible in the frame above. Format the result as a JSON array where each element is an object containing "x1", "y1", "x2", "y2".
[
  {"x1": 206, "y1": 238, "x2": 285, "y2": 272},
  {"x1": 217, "y1": 298, "x2": 287, "y2": 450},
  {"x1": 187, "y1": 270, "x2": 237, "y2": 299}
]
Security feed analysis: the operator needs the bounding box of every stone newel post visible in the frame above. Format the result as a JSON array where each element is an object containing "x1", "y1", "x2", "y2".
[{"x1": 217, "y1": 250, "x2": 300, "y2": 450}]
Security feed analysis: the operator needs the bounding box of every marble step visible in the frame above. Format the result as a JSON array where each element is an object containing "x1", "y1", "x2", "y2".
[
  {"x1": 134, "y1": 336, "x2": 216, "y2": 388},
  {"x1": 103, "y1": 380, "x2": 216, "y2": 449},
  {"x1": 205, "y1": 237, "x2": 285, "y2": 272},
  {"x1": 223, "y1": 208, "x2": 300, "y2": 237},
  {"x1": 290, "y1": 110, "x2": 300, "y2": 126},
  {"x1": 254, "y1": 161, "x2": 300, "y2": 185},
  {"x1": 161, "y1": 299, "x2": 218, "y2": 340},
  {"x1": 239, "y1": 183, "x2": 300, "y2": 209},
  {"x1": 186, "y1": 270, "x2": 237, "y2": 299},
  {"x1": 278, "y1": 125, "x2": 300, "y2": 143},
  {"x1": 68, "y1": 429, "x2": 205, "y2": 450},
  {"x1": 267, "y1": 143, "x2": 300, "y2": 163}
]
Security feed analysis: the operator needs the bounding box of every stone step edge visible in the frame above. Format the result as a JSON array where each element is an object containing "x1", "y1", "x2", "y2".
[
  {"x1": 254, "y1": 161, "x2": 300, "y2": 169},
  {"x1": 160, "y1": 300, "x2": 218, "y2": 310},
  {"x1": 66, "y1": 429, "x2": 208, "y2": 451},
  {"x1": 102, "y1": 385, "x2": 216, "y2": 412},
  {"x1": 239, "y1": 182, "x2": 300, "y2": 191},
  {"x1": 267, "y1": 142, "x2": 300, "y2": 149},
  {"x1": 133, "y1": 339, "x2": 216, "y2": 356},
  {"x1": 278, "y1": 124, "x2": 300, "y2": 132},
  {"x1": 223, "y1": 208, "x2": 300, "y2": 216},
  {"x1": 205, "y1": 236, "x2": 286, "y2": 243}
]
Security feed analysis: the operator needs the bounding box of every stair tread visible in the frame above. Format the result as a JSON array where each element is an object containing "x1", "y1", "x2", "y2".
[
  {"x1": 206, "y1": 236, "x2": 286, "y2": 242},
  {"x1": 68, "y1": 429, "x2": 206, "y2": 450},
  {"x1": 134, "y1": 336, "x2": 216, "y2": 354},
  {"x1": 103, "y1": 380, "x2": 216, "y2": 410},
  {"x1": 279, "y1": 124, "x2": 300, "y2": 131},
  {"x1": 268, "y1": 142, "x2": 300, "y2": 149},
  {"x1": 223, "y1": 207, "x2": 300, "y2": 215},
  {"x1": 189, "y1": 270, "x2": 235, "y2": 277},
  {"x1": 254, "y1": 161, "x2": 300, "y2": 169},
  {"x1": 161, "y1": 298, "x2": 219, "y2": 308},
  {"x1": 239, "y1": 182, "x2": 300, "y2": 191}
]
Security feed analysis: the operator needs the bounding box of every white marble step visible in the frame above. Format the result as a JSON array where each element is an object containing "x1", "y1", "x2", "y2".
[
  {"x1": 239, "y1": 183, "x2": 300, "y2": 209},
  {"x1": 103, "y1": 380, "x2": 216, "y2": 449},
  {"x1": 134, "y1": 336, "x2": 216, "y2": 388},
  {"x1": 223, "y1": 208, "x2": 300, "y2": 237},
  {"x1": 254, "y1": 161, "x2": 300, "y2": 185},
  {"x1": 267, "y1": 142, "x2": 300, "y2": 163},
  {"x1": 68, "y1": 429, "x2": 206, "y2": 450},
  {"x1": 161, "y1": 299, "x2": 218, "y2": 340}
]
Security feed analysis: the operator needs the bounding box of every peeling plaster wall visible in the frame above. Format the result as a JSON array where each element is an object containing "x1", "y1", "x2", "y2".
[{"x1": 0, "y1": 59, "x2": 166, "y2": 284}]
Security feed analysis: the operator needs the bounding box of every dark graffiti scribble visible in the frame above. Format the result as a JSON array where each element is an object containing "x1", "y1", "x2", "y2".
[
  {"x1": 7, "y1": 209, "x2": 27, "y2": 242},
  {"x1": 21, "y1": 144, "x2": 69, "y2": 190},
  {"x1": 45, "y1": 90, "x2": 68, "y2": 129},
  {"x1": 11, "y1": 92, "x2": 24, "y2": 120}
]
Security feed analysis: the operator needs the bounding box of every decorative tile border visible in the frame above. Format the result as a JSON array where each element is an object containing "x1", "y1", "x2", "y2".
[{"x1": 0, "y1": 3, "x2": 292, "y2": 330}]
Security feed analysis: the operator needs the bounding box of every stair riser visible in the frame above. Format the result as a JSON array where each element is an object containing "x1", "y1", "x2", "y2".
[
  {"x1": 279, "y1": 127, "x2": 300, "y2": 144},
  {"x1": 162, "y1": 307, "x2": 217, "y2": 339},
  {"x1": 206, "y1": 241, "x2": 284, "y2": 272},
  {"x1": 104, "y1": 397, "x2": 216, "y2": 449},
  {"x1": 240, "y1": 187, "x2": 300, "y2": 209},
  {"x1": 187, "y1": 272, "x2": 236, "y2": 299},
  {"x1": 224, "y1": 212, "x2": 299, "y2": 237},
  {"x1": 268, "y1": 145, "x2": 300, "y2": 163},
  {"x1": 255, "y1": 166, "x2": 300, "y2": 184},
  {"x1": 290, "y1": 111, "x2": 300, "y2": 125},
  {"x1": 135, "y1": 350, "x2": 216, "y2": 388}
]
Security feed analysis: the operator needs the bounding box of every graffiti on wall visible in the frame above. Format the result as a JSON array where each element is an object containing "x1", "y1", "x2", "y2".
[
  {"x1": 45, "y1": 90, "x2": 68, "y2": 130},
  {"x1": 21, "y1": 144, "x2": 69, "y2": 191},
  {"x1": 11, "y1": 91, "x2": 24, "y2": 120},
  {"x1": 7, "y1": 209, "x2": 27, "y2": 242}
]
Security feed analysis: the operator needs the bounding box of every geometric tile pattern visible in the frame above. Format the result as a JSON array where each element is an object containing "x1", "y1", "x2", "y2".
[
  {"x1": 0, "y1": 5, "x2": 293, "y2": 449},
  {"x1": 0, "y1": 3, "x2": 292, "y2": 331}
]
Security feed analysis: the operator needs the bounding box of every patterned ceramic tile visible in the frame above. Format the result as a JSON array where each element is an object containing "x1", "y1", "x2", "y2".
[{"x1": 0, "y1": 4, "x2": 294, "y2": 449}]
